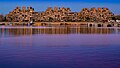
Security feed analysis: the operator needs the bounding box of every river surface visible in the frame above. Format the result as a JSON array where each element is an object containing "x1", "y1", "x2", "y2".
[{"x1": 0, "y1": 26, "x2": 120, "y2": 68}]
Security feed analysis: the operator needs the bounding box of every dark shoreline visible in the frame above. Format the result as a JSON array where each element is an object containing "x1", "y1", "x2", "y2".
[{"x1": 0, "y1": 22, "x2": 120, "y2": 27}]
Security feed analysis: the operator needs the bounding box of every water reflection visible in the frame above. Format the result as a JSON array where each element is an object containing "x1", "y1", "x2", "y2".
[
  {"x1": 0, "y1": 26, "x2": 120, "y2": 68},
  {"x1": 0, "y1": 27, "x2": 120, "y2": 38}
]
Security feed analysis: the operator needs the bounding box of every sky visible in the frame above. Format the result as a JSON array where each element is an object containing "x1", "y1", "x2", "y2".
[{"x1": 0, "y1": 0, "x2": 120, "y2": 15}]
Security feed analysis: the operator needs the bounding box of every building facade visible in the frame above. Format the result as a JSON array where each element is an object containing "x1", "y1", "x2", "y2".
[{"x1": 5, "y1": 6, "x2": 114, "y2": 22}]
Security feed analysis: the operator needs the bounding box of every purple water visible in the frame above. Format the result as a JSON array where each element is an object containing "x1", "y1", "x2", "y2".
[{"x1": 0, "y1": 27, "x2": 120, "y2": 68}]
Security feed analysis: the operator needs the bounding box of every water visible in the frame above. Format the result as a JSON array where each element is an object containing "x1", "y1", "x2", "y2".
[{"x1": 0, "y1": 26, "x2": 120, "y2": 68}]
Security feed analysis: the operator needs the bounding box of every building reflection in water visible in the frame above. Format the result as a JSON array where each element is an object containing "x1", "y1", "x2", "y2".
[{"x1": 0, "y1": 27, "x2": 120, "y2": 37}]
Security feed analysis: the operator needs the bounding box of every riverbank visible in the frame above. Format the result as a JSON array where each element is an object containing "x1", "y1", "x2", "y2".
[{"x1": 0, "y1": 22, "x2": 120, "y2": 27}]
